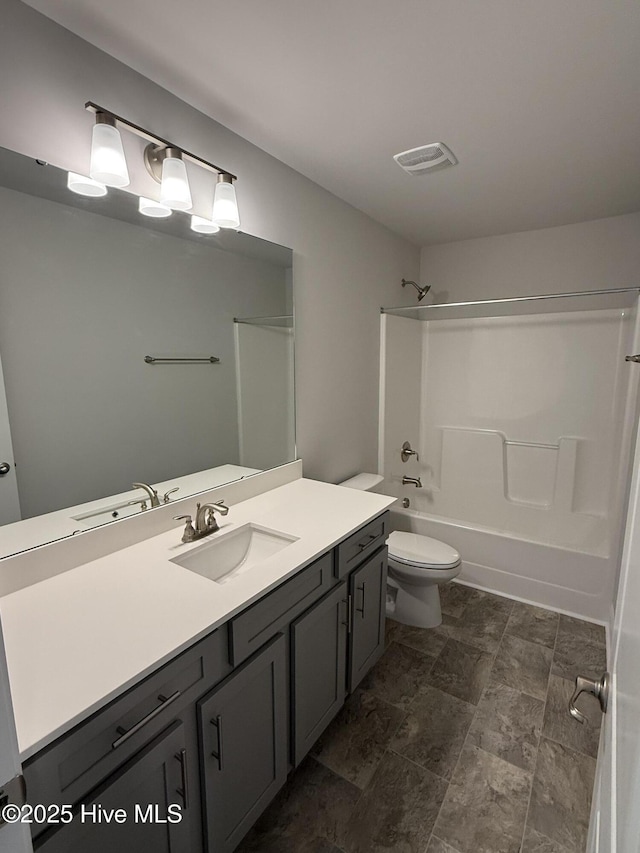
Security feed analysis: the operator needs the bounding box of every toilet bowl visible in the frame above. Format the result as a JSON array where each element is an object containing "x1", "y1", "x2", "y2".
[
  {"x1": 339, "y1": 473, "x2": 462, "y2": 628},
  {"x1": 386, "y1": 531, "x2": 461, "y2": 628}
]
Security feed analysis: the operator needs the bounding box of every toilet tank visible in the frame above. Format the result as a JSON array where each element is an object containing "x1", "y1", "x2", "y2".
[{"x1": 338, "y1": 473, "x2": 384, "y2": 492}]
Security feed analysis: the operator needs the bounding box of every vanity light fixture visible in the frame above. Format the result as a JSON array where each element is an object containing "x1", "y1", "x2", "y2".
[
  {"x1": 191, "y1": 215, "x2": 220, "y2": 234},
  {"x1": 212, "y1": 174, "x2": 240, "y2": 229},
  {"x1": 139, "y1": 196, "x2": 172, "y2": 218},
  {"x1": 80, "y1": 102, "x2": 240, "y2": 231},
  {"x1": 144, "y1": 145, "x2": 192, "y2": 211},
  {"x1": 89, "y1": 113, "x2": 130, "y2": 187},
  {"x1": 67, "y1": 171, "x2": 108, "y2": 197}
]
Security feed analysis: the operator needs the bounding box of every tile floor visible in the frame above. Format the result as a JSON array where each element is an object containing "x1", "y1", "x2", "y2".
[{"x1": 237, "y1": 583, "x2": 607, "y2": 853}]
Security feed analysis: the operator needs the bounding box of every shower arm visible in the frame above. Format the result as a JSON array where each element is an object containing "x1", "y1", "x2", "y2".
[{"x1": 401, "y1": 279, "x2": 431, "y2": 301}]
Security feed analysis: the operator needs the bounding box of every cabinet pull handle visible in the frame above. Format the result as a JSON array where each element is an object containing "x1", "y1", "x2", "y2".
[
  {"x1": 175, "y1": 748, "x2": 189, "y2": 810},
  {"x1": 358, "y1": 533, "x2": 377, "y2": 551},
  {"x1": 356, "y1": 582, "x2": 366, "y2": 617},
  {"x1": 210, "y1": 715, "x2": 224, "y2": 771},
  {"x1": 112, "y1": 690, "x2": 181, "y2": 749},
  {"x1": 341, "y1": 597, "x2": 351, "y2": 633}
]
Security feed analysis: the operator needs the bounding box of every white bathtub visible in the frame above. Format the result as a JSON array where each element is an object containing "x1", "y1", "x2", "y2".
[{"x1": 389, "y1": 505, "x2": 613, "y2": 622}]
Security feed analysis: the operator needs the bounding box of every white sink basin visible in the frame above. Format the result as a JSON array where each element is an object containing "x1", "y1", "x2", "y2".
[{"x1": 170, "y1": 523, "x2": 299, "y2": 584}]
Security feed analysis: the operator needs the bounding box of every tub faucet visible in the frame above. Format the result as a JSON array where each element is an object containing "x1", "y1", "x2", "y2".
[
  {"x1": 402, "y1": 476, "x2": 422, "y2": 488},
  {"x1": 132, "y1": 482, "x2": 161, "y2": 508}
]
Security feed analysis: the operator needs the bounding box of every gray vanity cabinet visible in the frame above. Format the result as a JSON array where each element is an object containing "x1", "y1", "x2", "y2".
[
  {"x1": 34, "y1": 721, "x2": 193, "y2": 853},
  {"x1": 291, "y1": 581, "x2": 348, "y2": 765},
  {"x1": 197, "y1": 633, "x2": 287, "y2": 853},
  {"x1": 348, "y1": 548, "x2": 387, "y2": 692}
]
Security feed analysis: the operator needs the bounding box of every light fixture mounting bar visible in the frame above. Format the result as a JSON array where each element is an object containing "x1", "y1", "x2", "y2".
[{"x1": 85, "y1": 102, "x2": 237, "y2": 180}]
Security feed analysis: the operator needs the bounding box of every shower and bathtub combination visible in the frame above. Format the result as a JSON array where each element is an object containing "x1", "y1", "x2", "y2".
[{"x1": 378, "y1": 289, "x2": 640, "y2": 623}]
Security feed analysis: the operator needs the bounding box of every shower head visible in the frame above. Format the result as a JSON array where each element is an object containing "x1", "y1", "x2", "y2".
[{"x1": 401, "y1": 279, "x2": 431, "y2": 301}]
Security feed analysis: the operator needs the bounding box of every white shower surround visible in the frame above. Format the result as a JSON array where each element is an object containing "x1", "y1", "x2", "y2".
[{"x1": 379, "y1": 301, "x2": 640, "y2": 622}]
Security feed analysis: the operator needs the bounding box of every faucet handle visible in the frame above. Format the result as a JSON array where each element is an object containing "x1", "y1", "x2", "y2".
[
  {"x1": 163, "y1": 487, "x2": 179, "y2": 504},
  {"x1": 173, "y1": 514, "x2": 196, "y2": 543}
]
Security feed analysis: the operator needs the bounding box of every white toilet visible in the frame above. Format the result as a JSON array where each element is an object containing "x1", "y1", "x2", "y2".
[{"x1": 339, "y1": 473, "x2": 462, "y2": 629}]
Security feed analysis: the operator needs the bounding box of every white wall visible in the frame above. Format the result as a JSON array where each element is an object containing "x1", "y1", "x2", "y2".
[
  {"x1": 0, "y1": 0, "x2": 419, "y2": 486},
  {"x1": 420, "y1": 212, "x2": 640, "y2": 302},
  {"x1": 235, "y1": 323, "x2": 295, "y2": 470}
]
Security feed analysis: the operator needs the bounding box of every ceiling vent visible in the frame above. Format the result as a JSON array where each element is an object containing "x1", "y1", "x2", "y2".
[{"x1": 393, "y1": 142, "x2": 457, "y2": 176}]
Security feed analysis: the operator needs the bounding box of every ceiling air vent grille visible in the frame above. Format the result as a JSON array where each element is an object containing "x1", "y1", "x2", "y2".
[{"x1": 394, "y1": 142, "x2": 457, "y2": 175}]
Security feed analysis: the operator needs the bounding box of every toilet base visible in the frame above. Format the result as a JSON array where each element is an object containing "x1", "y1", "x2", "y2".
[{"x1": 386, "y1": 577, "x2": 443, "y2": 629}]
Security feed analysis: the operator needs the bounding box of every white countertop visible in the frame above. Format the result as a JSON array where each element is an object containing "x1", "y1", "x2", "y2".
[{"x1": 0, "y1": 478, "x2": 395, "y2": 760}]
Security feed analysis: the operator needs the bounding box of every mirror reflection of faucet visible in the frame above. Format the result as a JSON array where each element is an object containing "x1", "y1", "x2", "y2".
[
  {"x1": 402, "y1": 476, "x2": 422, "y2": 488},
  {"x1": 132, "y1": 482, "x2": 161, "y2": 508}
]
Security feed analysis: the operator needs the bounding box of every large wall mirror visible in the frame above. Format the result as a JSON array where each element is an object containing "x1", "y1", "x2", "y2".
[{"x1": 0, "y1": 145, "x2": 295, "y2": 558}]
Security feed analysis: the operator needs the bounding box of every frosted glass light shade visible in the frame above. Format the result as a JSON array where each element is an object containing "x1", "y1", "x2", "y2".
[
  {"x1": 67, "y1": 171, "x2": 107, "y2": 197},
  {"x1": 139, "y1": 196, "x2": 172, "y2": 218},
  {"x1": 212, "y1": 177, "x2": 240, "y2": 229},
  {"x1": 191, "y1": 215, "x2": 220, "y2": 234},
  {"x1": 160, "y1": 155, "x2": 192, "y2": 211},
  {"x1": 89, "y1": 122, "x2": 130, "y2": 187}
]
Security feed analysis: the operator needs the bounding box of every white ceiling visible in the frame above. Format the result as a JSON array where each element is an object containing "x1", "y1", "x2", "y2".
[{"x1": 23, "y1": 0, "x2": 640, "y2": 246}]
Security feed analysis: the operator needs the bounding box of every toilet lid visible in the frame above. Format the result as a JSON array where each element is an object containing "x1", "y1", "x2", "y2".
[{"x1": 387, "y1": 531, "x2": 460, "y2": 570}]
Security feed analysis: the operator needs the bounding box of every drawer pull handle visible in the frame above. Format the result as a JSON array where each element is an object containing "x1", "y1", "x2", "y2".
[
  {"x1": 210, "y1": 715, "x2": 224, "y2": 771},
  {"x1": 112, "y1": 690, "x2": 181, "y2": 749},
  {"x1": 356, "y1": 582, "x2": 366, "y2": 617},
  {"x1": 358, "y1": 533, "x2": 378, "y2": 551},
  {"x1": 175, "y1": 748, "x2": 189, "y2": 810}
]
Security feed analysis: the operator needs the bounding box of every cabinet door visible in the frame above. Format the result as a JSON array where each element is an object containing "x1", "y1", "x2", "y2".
[
  {"x1": 34, "y1": 721, "x2": 193, "y2": 853},
  {"x1": 198, "y1": 633, "x2": 287, "y2": 853},
  {"x1": 291, "y1": 582, "x2": 348, "y2": 766},
  {"x1": 349, "y1": 548, "x2": 387, "y2": 693}
]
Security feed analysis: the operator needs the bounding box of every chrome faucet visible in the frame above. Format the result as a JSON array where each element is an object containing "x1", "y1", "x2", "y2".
[
  {"x1": 402, "y1": 476, "x2": 422, "y2": 488},
  {"x1": 132, "y1": 482, "x2": 161, "y2": 508},
  {"x1": 174, "y1": 500, "x2": 229, "y2": 543}
]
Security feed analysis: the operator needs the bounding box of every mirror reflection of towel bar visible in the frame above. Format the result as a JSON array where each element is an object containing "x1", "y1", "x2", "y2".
[{"x1": 144, "y1": 355, "x2": 220, "y2": 364}]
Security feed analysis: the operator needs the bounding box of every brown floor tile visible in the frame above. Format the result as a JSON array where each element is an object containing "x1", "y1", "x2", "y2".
[
  {"x1": 552, "y1": 632, "x2": 607, "y2": 683},
  {"x1": 360, "y1": 642, "x2": 436, "y2": 709},
  {"x1": 521, "y1": 826, "x2": 572, "y2": 853},
  {"x1": 439, "y1": 583, "x2": 484, "y2": 618},
  {"x1": 312, "y1": 689, "x2": 406, "y2": 789},
  {"x1": 238, "y1": 757, "x2": 361, "y2": 851},
  {"x1": 557, "y1": 615, "x2": 605, "y2": 649},
  {"x1": 427, "y1": 836, "x2": 463, "y2": 853},
  {"x1": 542, "y1": 675, "x2": 602, "y2": 759},
  {"x1": 340, "y1": 751, "x2": 447, "y2": 853},
  {"x1": 390, "y1": 685, "x2": 475, "y2": 780},
  {"x1": 447, "y1": 593, "x2": 514, "y2": 653},
  {"x1": 492, "y1": 634, "x2": 552, "y2": 700},
  {"x1": 528, "y1": 738, "x2": 596, "y2": 853},
  {"x1": 434, "y1": 744, "x2": 532, "y2": 853},
  {"x1": 467, "y1": 680, "x2": 544, "y2": 772},
  {"x1": 427, "y1": 638, "x2": 494, "y2": 705},
  {"x1": 505, "y1": 602, "x2": 559, "y2": 649},
  {"x1": 387, "y1": 618, "x2": 452, "y2": 658}
]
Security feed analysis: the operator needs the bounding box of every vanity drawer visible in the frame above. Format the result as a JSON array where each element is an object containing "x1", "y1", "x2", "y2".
[
  {"x1": 24, "y1": 627, "x2": 230, "y2": 823},
  {"x1": 229, "y1": 552, "x2": 335, "y2": 666},
  {"x1": 336, "y1": 512, "x2": 389, "y2": 578}
]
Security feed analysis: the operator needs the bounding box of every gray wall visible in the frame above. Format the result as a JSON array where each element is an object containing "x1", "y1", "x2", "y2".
[
  {"x1": 0, "y1": 185, "x2": 288, "y2": 517},
  {"x1": 420, "y1": 212, "x2": 640, "y2": 301},
  {"x1": 0, "y1": 0, "x2": 420, "y2": 487}
]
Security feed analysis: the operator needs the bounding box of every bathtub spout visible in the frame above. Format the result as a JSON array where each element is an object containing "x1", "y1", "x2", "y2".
[{"x1": 402, "y1": 476, "x2": 422, "y2": 488}]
